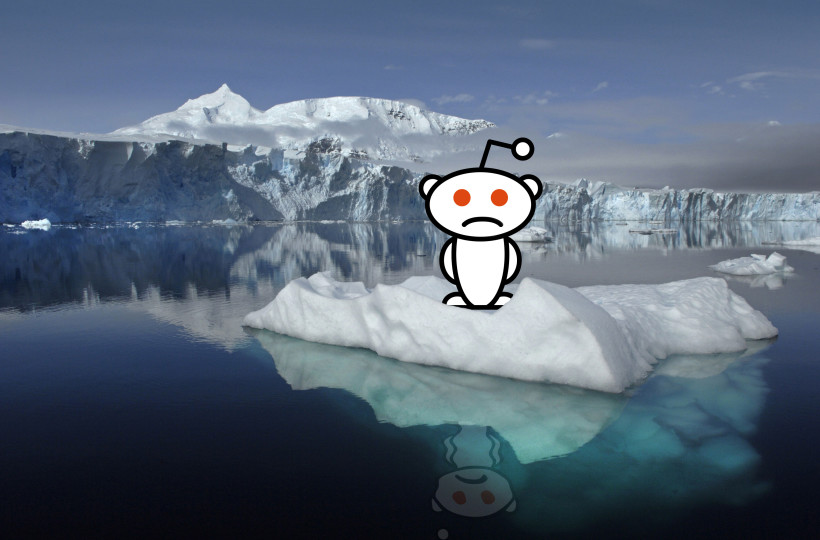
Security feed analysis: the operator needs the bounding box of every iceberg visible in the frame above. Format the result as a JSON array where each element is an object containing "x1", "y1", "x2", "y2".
[
  {"x1": 511, "y1": 226, "x2": 551, "y2": 243},
  {"x1": 777, "y1": 236, "x2": 820, "y2": 254},
  {"x1": 20, "y1": 218, "x2": 51, "y2": 230},
  {"x1": 243, "y1": 272, "x2": 777, "y2": 393},
  {"x1": 709, "y1": 252, "x2": 794, "y2": 276}
]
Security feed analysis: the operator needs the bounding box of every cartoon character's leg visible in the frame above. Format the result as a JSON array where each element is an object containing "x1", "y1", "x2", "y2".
[
  {"x1": 443, "y1": 292, "x2": 467, "y2": 306},
  {"x1": 494, "y1": 292, "x2": 513, "y2": 307}
]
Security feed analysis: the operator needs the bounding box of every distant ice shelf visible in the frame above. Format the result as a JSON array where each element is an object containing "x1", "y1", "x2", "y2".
[{"x1": 243, "y1": 272, "x2": 777, "y2": 393}]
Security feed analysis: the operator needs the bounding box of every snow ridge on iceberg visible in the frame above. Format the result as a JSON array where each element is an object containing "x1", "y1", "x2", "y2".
[{"x1": 243, "y1": 273, "x2": 777, "y2": 393}]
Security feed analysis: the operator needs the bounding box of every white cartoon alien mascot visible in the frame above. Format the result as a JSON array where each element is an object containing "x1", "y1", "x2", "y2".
[{"x1": 419, "y1": 138, "x2": 542, "y2": 309}]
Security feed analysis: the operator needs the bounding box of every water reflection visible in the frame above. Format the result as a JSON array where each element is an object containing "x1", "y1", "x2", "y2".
[
  {"x1": 716, "y1": 272, "x2": 794, "y2": 290},
  {"x1": 2, "y1": 220, "x2": 813, "y2": 346},
  {"x1": 512, "y1": 343, "x2": 774, "y2": 535},
  {"x1": 433, "y1": 425, "x2": 516, "y2": 517},
  {"x1": 3, "y1": 220, "x2": 817, "y2": 308},
  {"x1": 1, "y1": 220, "x2": 794, "y2": 535},
  {"x1": 249, "y1": 329, "x2": 627, "y2": 463},
  {"x1": 249, "y1": 327, "x2": 774, "y2": 534}
]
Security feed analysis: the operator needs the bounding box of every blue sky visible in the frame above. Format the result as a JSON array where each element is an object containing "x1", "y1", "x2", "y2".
[{"x1": 2, "y1": 0, "x2": 819, "y2": 190}]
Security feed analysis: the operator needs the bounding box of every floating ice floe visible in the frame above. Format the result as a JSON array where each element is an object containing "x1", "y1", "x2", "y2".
[
  {"x1": 776, "y1": 237, "x2": 820, "y2": 254},
  {"x1": 710, "y1": 252, "x2": 794, "y2": 276},
  {"x1": 244, "y1": 272, "x2": 777, "y2": 393},
  {"x1": 21, "y1": 218, "x2": 51, "y2": 230},
  {"x1": 212, "y1": 218, "x2": 239, "y2": 226}
]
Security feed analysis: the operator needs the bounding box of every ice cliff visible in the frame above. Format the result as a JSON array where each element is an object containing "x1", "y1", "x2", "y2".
[
  {"x1": 541, "y1": 179, "x2": 820, "y2": 222},
  {"x1": 2, "y1": 131, "x2": 819, "y2": 224}
]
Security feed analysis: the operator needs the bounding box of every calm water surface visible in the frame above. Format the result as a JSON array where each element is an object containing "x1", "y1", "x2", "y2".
[{"x1": 1, "y1": 221, "x2": 819, "y2": 539}]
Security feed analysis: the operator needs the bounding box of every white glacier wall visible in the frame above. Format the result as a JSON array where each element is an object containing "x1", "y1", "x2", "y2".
[
  {"x1": 2, "y1": 130, "x2": 819, "y2": 224},
  {"x1": 536, "y1": 179, "x2": 820, "y2": 222}
]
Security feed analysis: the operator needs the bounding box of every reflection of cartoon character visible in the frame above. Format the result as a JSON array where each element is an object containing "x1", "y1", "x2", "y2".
[
  {"x1": 419, "y1": 138, "x2": 542, "y2": 309},
  {"x1": 432, "y1": 425, "x2": 516, "y2": 517}
]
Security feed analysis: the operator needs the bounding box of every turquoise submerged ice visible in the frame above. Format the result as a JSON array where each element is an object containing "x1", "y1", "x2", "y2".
[{"x1": 243, "y1": 272, "x2": 777, "y2": 393}]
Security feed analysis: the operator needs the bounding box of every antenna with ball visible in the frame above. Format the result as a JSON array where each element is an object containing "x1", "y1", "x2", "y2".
[{"x1": 479, "y1": 138, "x2": 534, "y2": 169}]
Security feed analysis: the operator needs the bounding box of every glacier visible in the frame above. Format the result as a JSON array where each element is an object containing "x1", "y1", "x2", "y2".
[{"x1": 2, "y1": 129, "x2": 819, "y2": 224}]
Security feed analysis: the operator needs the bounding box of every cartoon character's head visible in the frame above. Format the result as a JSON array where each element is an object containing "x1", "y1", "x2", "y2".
[
  {"x1": 419, "y1": 138, "x2": 542, "y2": 241},
  {"x1": 432, "y1": 467, "x2": 516, "y2": 517}
]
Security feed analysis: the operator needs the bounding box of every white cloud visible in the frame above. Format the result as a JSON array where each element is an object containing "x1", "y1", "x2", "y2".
[
  {"x1": 592, "y1": 81, "x2": 609, "y2": 93},
  {"x1": 519, "y1": 38, "x2": 555, "y2": 50},
  {"x1": 700, "y1": 81, "x2": 724, "y2": 95},
  {"x1": 432, "y1": 93, "x2": 475, "y2": 106},
  {"x1": 480, "y1": 95, "x2": 508, "y2": 109},
  {"x1": 383, "y1": 64, "x2": 402, "y2": 71},
  {"x1": 727, "y1": 69, "x2": 820, "y2": 92},
  {"x1": 514, "y1": 90, "x2": 557, "y2": 106}
]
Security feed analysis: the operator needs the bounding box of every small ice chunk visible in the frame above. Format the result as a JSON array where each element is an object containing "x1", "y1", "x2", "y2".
[
  {"x1": 21, "y1": 218, "x2": 51, "y2": 230},
  {"x1": 244, "y1": 273, "x2": 777, "y2": 393},
  {"x1": 511, "y1": 226, "x2": 550, "y2": 242},
  {"x1": 710, "y1": 252, "x2": 794, "y2": 276},
  {"x1": 212, "y1": 218, "x2": 239, "y2": 226},
  {"x1": 778, "y1": 237, "x2": 820, "y2": 254},
  {"x1": 781, "y1": 236, "x2": 820, "y2": 246}
]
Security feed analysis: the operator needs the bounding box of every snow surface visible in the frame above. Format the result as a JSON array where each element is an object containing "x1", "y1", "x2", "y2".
[
  {"x1": 709, "y1": 252, "x2": 794, "y2": 275},
  {"x1": 243, "y1": 272, "x2": 777, "y2": 393},
  {"x1": 20, "y1": 218, "x2": 51, "y2": 230}
]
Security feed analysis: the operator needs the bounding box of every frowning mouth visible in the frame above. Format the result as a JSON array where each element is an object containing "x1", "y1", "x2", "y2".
[{"x1": 462, "y1": 217, "x2": 503, "y2": 227}]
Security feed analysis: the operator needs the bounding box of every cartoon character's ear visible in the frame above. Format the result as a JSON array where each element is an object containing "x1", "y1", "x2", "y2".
[
  {"x1": 419, "y1": 174, "x2": 441, "y2": 199},
  {"x1": 520, "y1": 174, "x2": 542, "y2": 199}
]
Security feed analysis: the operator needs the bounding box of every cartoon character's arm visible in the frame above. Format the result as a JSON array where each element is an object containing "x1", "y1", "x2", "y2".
[
  {"x1": 505, "y1": 239, "x2": 521, "y2": 282},
  {"x1": 440, "y1": 238, "x2": 455, "y2": 282}
]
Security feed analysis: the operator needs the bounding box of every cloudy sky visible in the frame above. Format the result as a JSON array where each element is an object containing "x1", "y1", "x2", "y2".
[{"x1": 2, "y1": 0, "x2": 819, "y2": 190}]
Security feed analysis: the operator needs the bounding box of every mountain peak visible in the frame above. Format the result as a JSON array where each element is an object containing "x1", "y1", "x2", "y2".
[
  {"x1": 112, "y1": 86, "x2": 495, "y2": 162},
  {"x1": 179, "y1": 84, "x2": 254, "y2": 113}
]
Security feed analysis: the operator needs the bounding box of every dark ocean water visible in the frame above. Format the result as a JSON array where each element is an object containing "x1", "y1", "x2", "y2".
[{"x1": 1, "y1": 221, "x2": 819, "y2": 539}]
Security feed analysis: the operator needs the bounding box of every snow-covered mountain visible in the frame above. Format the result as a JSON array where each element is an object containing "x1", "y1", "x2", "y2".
[{"x1": 112, "y1": 84, "x2": 495, "y2": 163}]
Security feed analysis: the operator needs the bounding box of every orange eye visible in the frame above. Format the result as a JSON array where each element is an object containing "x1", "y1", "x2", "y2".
[
  {"x1": 491, "y1": 189, "x2": 508, "y2": 206},
  {"x1": 481, "y1": 490, "x2": 495, "y2": 504},
  {"x1": 452, "y1": 491, "x2": 467, "y2": 505},
  {"x1": 453, "y1": 189, "x2": 471, "y2": 206}
]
